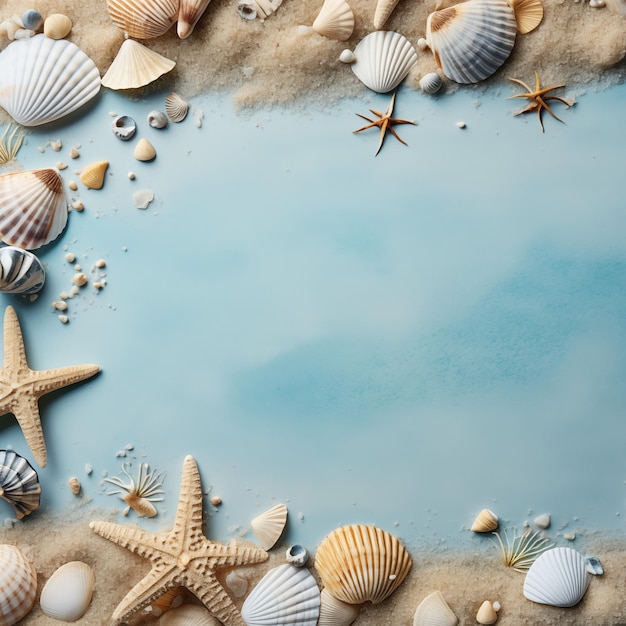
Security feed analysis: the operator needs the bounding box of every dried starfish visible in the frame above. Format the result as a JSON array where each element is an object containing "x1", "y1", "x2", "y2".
[
  {"x1": 509, "y1": 71, "x2": 575, "y2": 132},
  {"x1": 353, "y1": 92, "x2": 416, "y2": 156},
  {"x1": 90, "y1": 455, "x2": 269, "y2": 626},
  {"x1": 0, "y1": 306, "x2": 99, "y2": 467}
]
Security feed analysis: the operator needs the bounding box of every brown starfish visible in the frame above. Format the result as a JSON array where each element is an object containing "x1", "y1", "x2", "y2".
[
  {"x1": 509, "y1": 71, "x2": 575, "y2": 132},
  {"x1": 90, "y1": 455, "x2": 269, "y2": 626},
  {"x1": 0, "y1": 305, "x2": 99, "y2": 467},
  {"x1": 353, "y1": 92, "x2": 416, "y2": 156}
]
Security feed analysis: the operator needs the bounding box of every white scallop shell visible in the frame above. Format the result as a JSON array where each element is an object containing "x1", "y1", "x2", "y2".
[
  {"x1": 413, "y1": 591, "x2": 458, "y2": 626},
  {"x1": 373, "y1": 0, "x2": 400, "y2": 29},
  {"x1": 0, "y1": 449, "x2": 41, "y2": 518},
  {"x1": 419, "y1": 72, "x2": 443, "y2": 94},
  {"x1": 318, "y1": 588, "x2": 360, "y2": 626},
  {"x1": 165, "y1": 92, "x2": 190, "y2": 122},
  {"x1": 40, "y1": 561, "x2": 95, "y2": 621},
  {"x1": 159, "y1": 604, "x2": 221, "y2": 625},
  {"x1": 0, "y1": 544, "x2": 37, "y2": 626},
  {"x1": 426, "y1": 0, "x2": 517, "y2": 84},
  {"x1": 107, "y1": 0, "x2": 179, "y2": 39},
  {"x1": 312, "y1": 0, "x2": 354, "y2": 42},
  {"x1": 178, "y1": 0, "x2": 212, "y2": 38},
  {"x1": 523, "y1": 547, "x2": 591, "y2": 608},
  {"x1": 250, "y1": 503, "x2": 288, "y2": 550},
  {"x1": 351, "y1": 31, "x2": 418, "y2": 94},
  {"x1": 0, "y1": 169, "x2": 68, "y2": 250},
  {"x1": 237, "y1": 0, "x2": 283, "y2": 20},
  {"x1": 0, "y1": 248, "x2": 46, "y2": 295},
  {"x1": 241, "y1": 564, "x2": 321, "y2": 626},
  {"x1": 0, "y1": 35, "x2": 101, "y2": 127}
]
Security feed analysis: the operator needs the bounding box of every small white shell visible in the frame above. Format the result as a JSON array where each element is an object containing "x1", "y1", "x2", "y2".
[
  {"x1": 584, "y1": 557, "x2": 603, "y2": 576},
  {"x1": 413, "y1": 591, "x2": 458, "y2": 626},
  {"x1": 419, "y1": 72, "x2": 443, "y2": 94},
  {"x1": 470, "y1": 509, "x2": 499, "y2": 533},
  {"x1": 112, "y1": 115, "x2": 137, "y2": 140},
  {"x1": 107, "y1": 0, "x2": 178, "y2": 39},
  {"x1": 237, "y1": 0, "x2": 283, "y2": 20},
  {"x1": 0, "y1": 544, "x2": 37, "y2": 626},
  {"x1": 0, "y1": 248, "x2": 46, "y2": 295},
  {"x1": 339, "y1": 49, "x2": 356, "y2": 64},
  {"x1": 476, "y1": 600, "x2": 497, "y2": 625},
  {"x1": 40, "y1": 561, "x2": 95, "y2": 621},
  {"x1": 147, "y1": 110, "x2": 168, "y2": 128},
  {"x1": 165, "y1": 92, "x2": 190, "y2": 122},
  {"x1": 251, "y1": 503, "x2": 288, "y2": 550},
  {"x1": 312, "y1": 0, "x2": 354, "y2": 42},
  {"x1": 43, "y1": 13, "x2": 72, "y2": 39},
  {"x1": 285, "y1": 544, "x2": 308, "y2": 567},
  {"x1": 177, "y1": 0, "x2": 212, "y2": 38},
  {"x1": 0, "y1": 449, "x2": 41, "y2": 518},
  {"x1": 159, "y1": 604, "x2": 221, "y2": 625},
  {"x1": 318, "y1": 588, "x2": 359, "y2": 626}
]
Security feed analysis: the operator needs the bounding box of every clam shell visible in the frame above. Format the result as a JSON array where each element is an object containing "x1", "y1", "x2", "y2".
[
  {"x1": 241, "y1": 564, "x2": 321, "y2": 626},
  {"x1": 101, "y1": 39, "x2": 176, "y2": 90},
  {"x1": 250, "y1": 503, "x2": 288, "y2": 550},
  {"x1": 43, "y1": 14, "x2": 72, "y2": 39},
  {"x1": 0, "y1": 35, "x2": 101, "y2": 127},
  {"x1": 419, "y1": 72, "x2": 443, "y2": 94},
  {"x1": 159, "y1": 604, "x2": 221, "y2": 625},
  {"x1": 476, "y1": 600, "x2": 497, "y2": 625},
  {"x1": 40, "y1": 561, "x2": 95, "y2": 621},
  {"x1": 373, "y1": 0, "x2": 400, "y2": 29},
  {"x1": 510, "y1": 0, "x2": 543, "y2": 33},
  {"x1": 0, "y1": 544, "x2": 37, "y2": 626},
  {"x1": 107, "y1": 0, "x2": 178, "y2": 39},
  {"x1": 0, "y1": 248, "x2": 46, "y2": 295},
  {"x1": 426, "y1": 0, "x2": 517, "y2": 84},
  {"x1": 133, "y1": 138, "x2": 157, "y2": 162},
  {"x1": 413, "y1": 591, "x2": 458, "y2": 626},
  {"x1": 165, "y1": 92, "x2": 190, "y2": 122},
  {"x1": 523, "y1": 547, "x2": 591, "y2": 608},
  {"x1": 237, "y1": 0, "x2": 283, "y2": 20},
  {"x1": 80, "y1": 161, "x2": 109, "y2": 190},
  {"x1": 312, "y1": 0, "x2": 354, "y2": 42},
  {"x1": 351, "y1": 31, "x2": 418, "y2": 94},
  {"x1": 470, "y1": 509, "x2": 499, "y2": 533},
  {"x1": 0, "y1": 168, "x2": 68, "y2": 250},
  {"x1": 315, "y1": 524, "x2": 412, "y2": 605},
  {"x1": 178, "y1": 0, "x2": 212, "y2": 38},
  {"x1": 318, "y1": 587, "x2": 360, "y2": 626},
  {"x1": 0, "y1": 450, "x2": 41, "y2": 518}
]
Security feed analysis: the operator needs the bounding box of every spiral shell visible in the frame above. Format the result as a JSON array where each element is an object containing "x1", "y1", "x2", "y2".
[
  {"x1": 0, "y1": 544, "x2": 37, "y2": 626},
  {"x1": 0, "y1": 450, "x2": 41, "y2": 519},
  {"x1": 0, "y1": 248, "x2": 45, "y2": 295},
  {"x1": 40, "y1": 561, "x2": 95, "y2": 621}
]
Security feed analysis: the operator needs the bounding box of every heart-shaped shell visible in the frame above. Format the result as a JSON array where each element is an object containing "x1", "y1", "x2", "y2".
[
  {"x1": 0, "y1": 449, "x2": 41, "y2": 518},
  {"x1": 0, "y1": 35, "x2": 101, "y2": 127},
  {"x1": 107, "y1": 0, "x2": 179, "y2": 39},
  {"x1": 165, "y1": 92, "x2": 190, "y2": 122},
  {"x1": 470, "y1": 509, "x2": 499, "y2": 533},
  {"x1": 177, "y1": 0, "x2": 212, "y2": 38},
  {"x1": 40, "y1": 561, "x2": 95, "y2": 621},
  {"x1": 413, "y1": 591, "x2": 458, "y2": 626},
  {"x1": 43, "y1": 13, "x2": 72, "y2": 39},
  {"x1": 0, "y1": 544, "x2": 37, "y2": 626},
  {"x1": 315, "y1": 524, "x2": 412, "y2": 605},
  {"x1": 312, "y1": 0, "x2": 354, "y2": 42},
  {"x1": 159, "y1": 604, "x2": 221, "y2": 625},
  {"x1": 318, "y1": 588, "x2": 360, "y2": 626},
  {"x1": 251, "y1": 503, "x2": 288, "y2": 550},
  {"x1": 0, "y1": 248, "x2": 46, "y2": 295}
]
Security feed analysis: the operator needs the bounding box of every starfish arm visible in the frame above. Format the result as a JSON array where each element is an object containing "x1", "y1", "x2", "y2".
[
  {"x1": 508, "y1": 77, "x2": 532, "y2": 92},
  {"x1": 388, "y1": 117, "x2": 417, "y2": 126},
  {"x1": 90, "y1": 520, "x2": 168, "y2": 560},
  {"x1": 3, "y1": 306, "x2": 28, "y2": 372},
  {"x1": 10, "y1": 394, "x2": 47, "y2": 466},
  {"x1": 353, "y1": 121, "x2": 380, "y2": 134},
  {"x1": 170, "y1": 455, "x2": 206, "y2": 550},
  {"x1": 185, "y1": 569, "x2": 246, "y2": 626},
  {"x1": 544, "y1": 95, "x2": 575, "y2": 108},
  {"x1": 32, "y1": 363, "x2": 99, "y2": 396},
  {"x1": 387, "y1": 126, "x2": 409, "y2": 147},
  {"x1": 537, "y1": 97, "x2": 564, "y2": 124}
]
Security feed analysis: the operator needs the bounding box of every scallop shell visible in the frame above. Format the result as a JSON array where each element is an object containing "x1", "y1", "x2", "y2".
[
  {"x1": 101, "y1": 39, "x2": 176, "y2": 90},
  {"x1": 107, "y1": 0, "x2": 179, "y2": 39},
  {"x1": 312, "y1": 0, "x2": 354, "y2": 42},
  {"x1": 350, "y1": 31, "x2": 418, "y2": 94},
  {"x1": 0, "y1": 450, "x2": 41, "y2": 519},
  {"x1": 0, "y1": 248, "x2": 46, "y2": 295},
  {"x1": 43, "y1": 14, "x2": 72, "y2": 39},
  {"x1": 523, "y1": 547, "x2": 591, "y2": 608},
  {"x1": 40, "y1": 561, "x2": 95, "y2": 621},
  {"x1": 237, "y1": 0, "x2": 283, "y2": 20},
  {"x1": 373, "y1": 0, "x2": 400, "y2": 29},
  {"x1": 250, "y1": 503, "x2": 288, "y2": 550},
  {"x1": 0, "y1": 544, "x2": 37, "y2": 626},
  {"x1": 165, "y1": 92, "x2": 190, "y2": 122},
  {"x1": 241, "y1": 564, "x2": 321, "y2": 626},
  {"x1": 425, "y1": 0, "x2": 517, "y2": 84},
  {"x1": 159, "y1": 604, "x2": 221, "y2": 625},
  {"x1": 470, "y1": 509, "x2": 499, "y2": 533},
  {"x1": 476, "y1": 600, "x2": 497, "y2": 625},
  {"x1": 509, "y1": 0, "x2": 543, "y2": 33},
  {"x1": 0, "y1": 35, "x2": 101, "y2": 127},
  {"x1": 80, "y1": 161, "x2": 109, "y2": 190},
  {"x1": 315, "y1": 524, "x2": 412, "y2": 605},
  {"x1": 318, "y1": 588, "x2": 360, "y2": 626},
  {"x1": 413, "y1": 591, "x2": 458, "y2": 626},
  {"x1": 0, "y1": 168, "x2": 68, "y2": 250},
  {"x1": 419, "y1": 72, "x2": 443, "y2": 94},
  {"x1": 178, "y1": 0, "x2": 212, "y2": 38}
]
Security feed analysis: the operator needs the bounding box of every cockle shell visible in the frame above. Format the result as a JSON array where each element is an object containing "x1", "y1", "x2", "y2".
[
  {"x1": 419, "y1": 72, "x2": 443, "y2": 94},
  {"x1": 523, "y1": 547, "x2": 591, "y2": 608},
  {"x1": 107, "y1": 0, "x2": 179, "y2": 39},
  {"x1": 178, "y1": 0, "x2": 212, "y2": 38},
  {"x1": 413, "y1": 591, "x2": 458, "y2": 626},
  {"x1": 80, "y1": 161, "x2": 109, "y2": 190},
  {"x1": 241, "y1": 564, "x2": 321, "y2": 626},
  {"x1": 315, "y1": 524, "x2": 412, "y2": 605},
  {"x1": 0, "y1": 248, "x2": 46, "y2": 295},
  {"x1": 476, "y1": 600, "x2": 498, "y2": 624},
  {"x1": 471, "y1": 509, "x2": 499, "y2": 532},
  {"x1": 0, "y1": 35, "x2": 100, "y2": 127},
  {"x1": 159, "y1": 604, "x2": 221, "y2": 625},
  {"x1": 350, "y1": 31, "x2": 418, "y2": 94},
  {"x1": 425, "y1": 0, "x2": 517, "y2": 84},
  {"x1": 373, "y1": 0, "x2": 400, "y2": 29},
  {"x1": 509, "y1": 0, "x2": 543, "y2": 33},
  {"x1": 0, "y1": 450, "x2": 41, "y2": 519},
  {"x1": 0, "y1": 168, "x2": 68, "y2": 250},
  {"x1": 318, "y1": 588, "x2": 360, "y2": 626},
  {"x1": 165, "y1": 92, "x2": 190, "y2": 122},
  {"x1": 237, "y1": 0, "x2": 283, "y2": 20},
  {"x1": 251, "y1": 503, "x2": 288, "y2": 550},
  {"x1": 312, "y1": 0, "x2": 354, "y2": 42},
  {"x1": 0, "y1": 544, "x2": 37, "y2": 626},
  {"x1": 40, "y1": 561, "x2": 95, "y2": 621},
  {"x1": 134, "y1": 138, "x2": 157, "y2": 162},
  {"x1": 43, "y1": 14, "x2": 72, "y2": 39}
]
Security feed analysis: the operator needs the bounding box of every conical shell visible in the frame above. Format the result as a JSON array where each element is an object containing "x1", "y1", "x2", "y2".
[
  {"x1": 43, "y1": 13, "x2": 72, "y2": 39},
  {"x1": 159, "y1": 604, "x2": 221, "y2": 625},
  {"x1": 312, "y1": 0, "x2": 354, "y2": 42},
  {"x1": 315, "y1": 524, "x2": 412, "y2": 605},
  {"x1": 476, "y1": 600, "x2": 497, "y2": 625},
  {"x1": 80, "y1": 161, "x2": 109, "y2": 190},
  {"x1": 0, "y1": 35, "x2": 100, "y2": 127},
  {"x1": 40, "y1": 561, "x2": 95, "y2": 621},
  {"x1": 425, "y1": 0, "x2": 517, "y2": 84},
  {"x1": 351, "y1": 31, "x2": 418, "y2": 93},
  {"x1": 413, "y1": 591, "x2": 458, "y2": 626},
  {"x1": 523, "y1": 547, "x2": 591, "y2": 608},
  {"x1": 0, "y1": 168, "x2": 68, "y2": 250},
  {"x1": 373, "y1": 0, "x2": 400, "y2": 29},
  {"x1": 251, "y1": 503, "x2": 288, "y2": 550},
  {"x1": 0, "y1": 248, "x2": 46, "y2": 295},
  {"x1": 241, "y1": 564, "x2": 321, "y2": 626},
  {"x1": 318, "y1": 588, "x2": 360, "y2": 626},
  {"x1": 107, "y1": 0, "x2": 179, "y2": 39},
  {"x1": 471, "y1": 509, "x2": 499, "y2": 533},
  {"x1": 237, "y1": 0, "x2": 283, "y2": 20},
  {"x1": 165, "y1": 92, "x2": 189, "y2": 122},
  {"x1": 0, "y1": 544, "x2": 37, "y2": 626},
  {"x1": 0, "y1": 450, "x2": 41, "y2": 519},
  {"x1": 178, "y1": 0, "x2": 212, "y2": 38},
  {"x1": 509, "y1": 0, "x2": 543, "y2": 33}
]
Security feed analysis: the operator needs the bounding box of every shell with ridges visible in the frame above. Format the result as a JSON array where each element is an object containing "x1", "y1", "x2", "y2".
[
  {"x1": 107, "y1": 0, "x2": 178, "y2": 39},
  {"x1": 419, "y1": 72, "x2": 443, "y2": 94},
  {"x1": 165, "y1": 92, "x2": 190, "y2": 122},
  {"x1": 470, "y1": 509, "x2": 499, "y2": 533},
  {"x1": 43, "y1": 14, "x2": 72, "y2": 39},
  {"x1": 80, "y1": 161, "x2": 109, "y2": 190},
  {"x1": 159, "y1": 603, "x2": 221, "y2": 625},
  {"x1": 318, "y1": 588, "x2": 360, "y2": 626},
  {"x1": 0, "y1": 544, "x2": 37, "y2": 626},
  {"x1": 177, "y1": 0, "x2": 212, "y2": 38},
  {"x1": 509, "y1": 0, "x2": 543, "y2": 33},
  {"x1": 413, "y1": 591, "x2": 458, "y2": 626},
  {"x1": 0, "y1": 248, "x2": 46, "y2": 295},
  {"x1": 237, "y1": 0, "x2": 283, "y2": 20},
  {"x1": 251, "y1": 503, "x2": 288, "y2": 550},
  {"x1": 40, "y1": 561, "x2": 95, "y2": 621},
  {"x1": 312, "y1": 0, "x2": 354, "y2": 42},
  {"x1": 373, "y1": 0, "x2": 400, "y2": 29},
  {"x1": 0, "y1": 449, "x2": 41, "y2": 519}
]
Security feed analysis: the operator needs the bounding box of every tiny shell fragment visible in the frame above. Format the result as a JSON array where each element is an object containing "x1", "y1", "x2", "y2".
[
  {"x1": 69, "y1": 477, "x2": 81, "y2": 495},
  {"x1": 133, "y1": 188, "x2": 154, "y2": 209},
  {"x1": 72, "y1": 272, "x2": 88, "y2": 287}
]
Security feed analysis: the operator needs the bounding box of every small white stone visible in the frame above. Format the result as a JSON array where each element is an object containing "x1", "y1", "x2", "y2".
[
  {"x1": 64, "y1": 252, "x2": 75, "y2": 263},
  {"x1": 58, "y1": 314, "x2": 69, "y2": 324},
  {"x1": 85, "y1": 463, "x2": 93, "y2": 475},
  {"x1": 71, "y1": 200, "x2": 84, "y2": 212},
  {"x1": 68, "y1": 180, "x2": 78, "y2": 191},
  {"x1": 339, "y1": 49, "x2": 356, "y2": 64},
  {"x1": 563, "y1": 532, "x2": 576, "y2": 541},
  {"x1": 534, "y1": 513, "x2": 551, "y2": 529},
  {"x1": 128, "y1": 172, "x2": 136, "y2": 180},
  {"x1": 457, "y1": 121, "x2": 466, "y2": 129}
]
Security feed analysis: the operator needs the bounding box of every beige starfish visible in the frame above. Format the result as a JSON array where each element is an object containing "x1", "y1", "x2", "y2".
[
  {"x1": 0, "y1": 305, "x2": 99, "y2": 467},
  {"x1": 90, "y1": 455, "x2": 269, "y2": 626}
]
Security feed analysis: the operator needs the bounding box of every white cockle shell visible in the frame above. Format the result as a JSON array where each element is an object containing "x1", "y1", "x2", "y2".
[
  {"x1": 419, "y1": 72, "x2": 443, "y2": 94},
  {"x1": 312, "y1": 0, "x2": 354, "y2": 41},
  {"x1": 318, "y1": 588, "x2": 360, "y2": 626},
  {"x1": 0, "y1": 449, "x2": 41, "y2": 518},
  {"x1": 523, "y1": 547, "x2": 591, "y2": 608},
  {"x1": 0, "y1": 544, "x2": 37, "y2": 626},
  {"x1": 250, "y1": 503, "x2": 288, "y2": 550},
  {"x1": 0, "y1": 248, "x2": 46, "y2": 295},
  {"x1": 40, "y1": 561, "x2": 95, "y2": 621},
  {"x1": 351, "y1": 31, "x2": 418, "y2": 94},
  {"x1": 107, "y1": 0, "x2": 179, "y2": 39},
  {"x1": 241, "y1": 564, "x2": 321, "y2": 626},
  {"x1": 178, "y1": 0, "x2": 212, "y2": 38},
  {"x1": 237, "y1": 0, "x2": 283, "y2": 20},
  {"x1": 0, "y1": 35, "x2": 100, "y2": 127},
  {"x1": 413, "y1": 591, "x2": 458, "y2": 626},
  {"x1": 425, "y1": 0, "x2": 517, "y2": 84}
]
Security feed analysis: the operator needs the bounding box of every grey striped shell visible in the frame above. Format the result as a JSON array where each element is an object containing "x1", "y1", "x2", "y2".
[
  {"x1": 0, "y1": 247, "x2": 45, "y2": 295},
  {"x1": 0, "y1": 449, "x2": 42, "y2": 519},
  {"x1": 0, "y1": 544, "x2": 37, "y2": 625}
]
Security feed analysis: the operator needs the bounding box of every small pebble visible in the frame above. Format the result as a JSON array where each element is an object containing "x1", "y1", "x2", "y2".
[
  {"x1": 124, "y1": 443, "x2": 134, "y2": 451},
  {"x1": 115, "y1": 450, "x2": 126, "y2": 458},
  {"x1": 534, "y1": 513, "x2": 551, "y2": 529},
  {"x1": 68, "y1": 180, "x2": 78, "y2": 191},
  {"x1": 563, "y1": 532, "x2": 576, "y2": 541},
  {"x1": 95, "y1": 259, "x2": 106, "y2": 268},
  {"x1": 71, "y1": 200, "x2": 84, "y2": 212},
  {"x1": 72, "y1": 272, "x2": 88, "y2": 287},
  {"x1": 74, "y1": 264, "x2": 81, "y2": 271},
  {"x1": 58, "y1": 314, "x2": 69, "y2": 324},
  {"x1": 85, "y1": 463, "x2": 93, "y2": 475},
  {"x1": 48, "y1": 139, "x2": 62, "y2": 151},
  {"x1": 210, "y1": 496, "x2": 222, "y2": 506},
  {"x1": 93, "y1": 281, "x2": 105, "y2": 290},
  {"x1": 56, "y1": 161, "x2": 68, "y2": 170},
  {"x1": 64, "y1": 252, "x2": 75, "y2": 263},
  {"x1": 59, "y1": 290, "x2": 72, "y2": 300},
  {"x1": 128, "y1": 172, "x2": 136, "y2": 180},
  {"x1": 457, "y1": 121, "x2": 466, "y2": 129},
  {"x1": 70, "y1": 147, "x2": 80, "y2": 159},
  {"x1": 51, "y1": 300, "x2": 68, "y2": 311}
]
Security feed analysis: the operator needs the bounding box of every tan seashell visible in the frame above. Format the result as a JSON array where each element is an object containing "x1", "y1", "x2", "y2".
[
  {"x1": 250, "y1": 503, "x2": 288, "y2": 550},
  {"x1": 470, "y1": 509, "x2": 499, "y2": 533},
  {"x1": 134, "y1": 138, "x2": 157, "y2": 162},
  {"x1": 43, "y1": 13, "x2": 72, "y2": 39},
  {"x1": 68, "y1": 476, "x2": 81, "y2": 495},
  {"x1": 413, "y1": 591, "x2": 458, "y2": 626},
  {"x1": 0, "y1": 544, "x2": 37, "y2": 626},
  {"x1": 80, "y1": 161, "x2": 109, "y2": 190},
  {"x1": 509, "y1": 0, "x2": 543, "y2": 33},
  {"x1": 373, "y1": 0, "x2": 400, "y2": 29},
  {"x1": 177, "y1": 0, "x2": 212, "y2": 38},
  {"x1": 312, "y1": 0, "x2": 354, "y2": 41},
  {"x1": 315, "y1": 524, "x2": 412, "y2": 605},
  {"x1": 159, "y1": 603, "x2": 221, "y2": 625},
  {"x1": 40, "y1": 561, "x2": 95, "y2": 621},
  {"x1": 476, "y1": 600, "x2": 498, "y2": 624},
  {"x1": 318, "y1": 587, "x2": 360, "y2": 626},
  {"x1": 107, "y1": 0, "x2": 178, "y2": 39},
  {"x1": 165, "y1": 92, "x2": 189, "y2": 122}
]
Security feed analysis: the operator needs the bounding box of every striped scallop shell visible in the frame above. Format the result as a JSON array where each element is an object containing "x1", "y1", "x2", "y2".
[
  {"x1": 177, "y1": 0, "x2": 212, "y2": 38},
  {"x1": 351, "y1": 31, "x2": 418, "y2": 94},
  {"x1": 0, "y1": 450, "x2": 41, "y2": 519},
  {"x1": 318, "y1": 588, "x2": 360, "y2": 626},
  {"x1": 0, "y1": 169, "x2": 68, "y2": 250},
  {"x1": 0, "y1": 248, "x2": 46, "y2": 295},
  {"x1": 509, "y1": 0, "x2": 543, "y2": 33},
  {"x1": 312, "y1": 0, "x2": 355, "y2": 42},
  {"x1": 425, "y1": 0, "x2": 517, "y2": 84},
  {"x1": 164, "y1": 92, "x2": 190, "y2": 122},
  {"x1": 413, "y1": 591, "x2": 458, "y2": 626},
  {"x1": 241, "y1": 564, "x2": 321, "y2": 626},
  {"x1": 107, "y1": 0, "x2": 179, "y2": 39},
  {"x1": 0, "y1": 544, "x2": 37, "y2": 626},
  {"x1": 315, "y1": 524, "x2": 412, "y2": 605},
  {"x1": 40, "y1": 561, "x2": 95, "y2": 621},
  {"x1": 251, "y1": 503, "x2": 288, "y2": 550},
  {"x1": 0, "y1": 35, "x2": 100, "y2": 127}
]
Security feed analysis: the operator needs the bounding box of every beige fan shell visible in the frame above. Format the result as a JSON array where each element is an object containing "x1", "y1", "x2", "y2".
[
  {"x1": 80, "y1": 161, "x2": 109, "y2": 190},
  {"x1": 315, "y1": 524, "x2": 412, "y2": 605},
  {"x1": 178, "y1": 0, "x2": 212, "y2": 38},
  {"x1": 470, "y1": 508, "x2": 499, "y2": 533},
  {"x1": 250, "y1": 503, "x2": 288, "y2": 550},
  {"x1": 413, "y1": 591, "x2": 458, "y2": 626},
  {"x1": 107, "y1": 0, "x2": 179, "y2": 39},
  {"x1": 373, "y1": 0, "x2": 400, "y2": 29},
  {"x1": 318, "y1": 587, "x2": 360, "y2": 626},
  {"x1": 509, "y1": 0, "x2": 543, "y2": 33},
  {"x1": 312, "y1": 0, "x2": 354, "y2": 41}
]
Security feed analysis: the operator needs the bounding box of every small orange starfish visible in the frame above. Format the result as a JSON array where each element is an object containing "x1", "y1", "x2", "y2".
[
  {"x1": 509, "y1": 71, "x2": 575, "y2": 132},
  {"x1": 353, "y1": 92, "x2": 416, "y2": 156}
]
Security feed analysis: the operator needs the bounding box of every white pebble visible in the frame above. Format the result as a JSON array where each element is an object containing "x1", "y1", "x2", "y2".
[
  {"x1": 51, "y1": 300, "x2": 67, "y2": 311},
  {"x1": 85, "y1": 464, "x2": 93, "y2": 475},
  {"x1": 68, "y1": 181, "x2": 78, "y2": 191},
  {"x1": 72, "y1": 272, "x2": 88, "y2": 287},
  {"x1": 64, "y1": 252, "x2": 75, "y2": 263},
  {"x1": 457, "y1": 121, "x2": 466, "y2": 129},
  {"x1": 58, "y1": 314, "x2": 69, "y2": 324}
]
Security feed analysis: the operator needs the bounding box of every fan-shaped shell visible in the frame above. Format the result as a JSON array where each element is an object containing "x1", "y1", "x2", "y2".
[
  {"x1": 251, "y1": 503, "x2": 288, "y2": 550},
  {"x1": 0, "y1": 35, "x2": 101, "y2": 127},
  {"x1": 318, "y1": 587, "x2": 360, "y2": 626},
  {"x1": 80, "y1": 161, "x2": 109, "y2": 190},
  {"x1": 0, "y1": 544, "x2": 37, "y2": 626},
  {"x1": 0, "y1": 450, "x2": 41, "y2": 519},
  {"x1": 237, "y1": 0, "x2": 283, "y2": 20},
  {"x1": 165, "y1": 92, "x2": 190, "y2": 122},
  {"x1": 470, "y1": 509, "x2": 499, "y2": 533},
  {"x1": 425, "y1": 0, "x2": 517, "y2": 84},
  {"x1": 0, "y1": 168, "x2": 68, "y2": 250},
  {"x1": 315, "y1": 524, "x2": 412, "y2": 605},
  {"x1": 351, "y1": 31, "x2": 418, "y2": 94},
  {"x1": 40, "y1": 561, "x2": 95, "y2": 621},
  {"x1": 373, "y1": 0, "x2": 400, "y2": 29},
  {"x1": 523, "y1": 547, "x2": 591, "y2": 607},
  {"x1": 107, "y1": 0, "x2": 179, "y2": 39},
  {"x1": 413, "y1": 591, "x2": 458, "y2": 626},
  {"x1": 509, "y1": 0, "x2": 543, "y2": 33},
  {"x1": 312, "y1": 0, "x2": 354, "y2": 42},
  {"x1": 160, "y1": 604, "x2": 221, "y2": 625},
  {"x1": 419, "y1": 72, "x2": 443, "y2": 94},
  {"x1": 241, "y1": 564, "x2": 321, "y2": 626},
  {"x1": 178, "y1": 0, "x2": 212, "y2": 38},
  {"x1": 0, "y1": 248, "x2": 46, "y2": 295}
]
